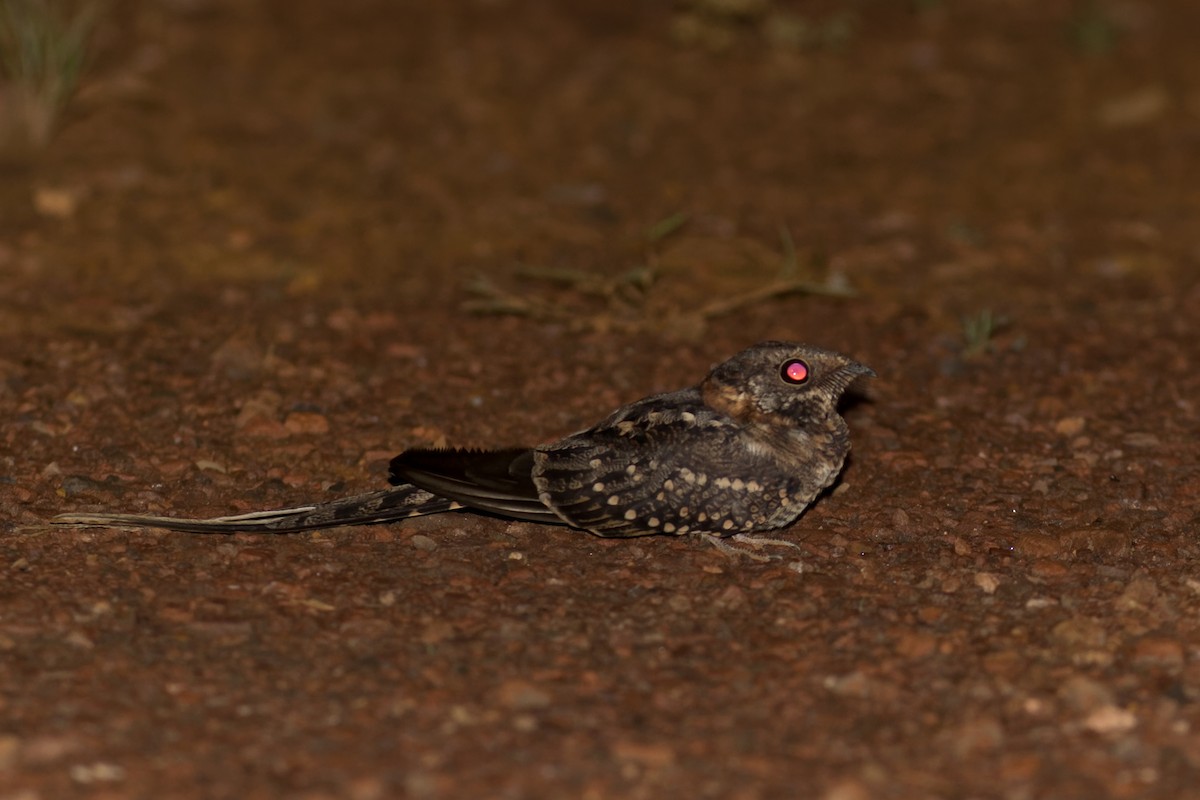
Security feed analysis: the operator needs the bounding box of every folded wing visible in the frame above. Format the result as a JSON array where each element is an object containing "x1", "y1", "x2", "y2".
[{"x1": 388, "y1": 447, "x2": 563, "y2": 524}]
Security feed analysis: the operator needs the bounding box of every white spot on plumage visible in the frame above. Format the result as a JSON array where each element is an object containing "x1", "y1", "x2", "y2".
[
  {"x1": 592, "y1": 482, "x2": 605, "y2": 492},
  {"x1": 624, "y1": 509, "x2": 637, "y2": 521},
  {"x1": 607, "y1": 495, "x2": 621, "y2": 506}
]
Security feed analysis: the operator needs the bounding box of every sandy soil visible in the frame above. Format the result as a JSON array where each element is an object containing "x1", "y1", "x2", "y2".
[{"x1": 3, "y1": 1, "x2": 1200, "y2": 797}]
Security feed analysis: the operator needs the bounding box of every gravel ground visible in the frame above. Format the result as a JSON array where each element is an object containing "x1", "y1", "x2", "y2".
[{"x1": 3, "y1": 2, "x2": 1200, "y2": 798}]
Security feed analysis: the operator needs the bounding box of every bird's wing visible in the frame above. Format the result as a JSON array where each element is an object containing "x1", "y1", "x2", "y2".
[
  {"x1": 388, "y1": 447, "x2": 564, "y2": 524},
  {"x1": 533, "y1": 389, "x2": 780, "y2": 537}
]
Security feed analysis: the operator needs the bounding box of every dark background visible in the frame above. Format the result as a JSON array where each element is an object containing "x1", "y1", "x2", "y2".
[{"x1": 3, "y1": 1, "x2": 1199, "y2": 797}]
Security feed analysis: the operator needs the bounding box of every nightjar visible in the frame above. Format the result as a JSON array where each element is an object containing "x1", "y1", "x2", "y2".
[{"x1": 54, "y1": 342, "x2": 874, "y2": 540}]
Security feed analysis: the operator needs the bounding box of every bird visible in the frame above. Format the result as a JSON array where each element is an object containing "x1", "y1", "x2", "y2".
[{"x1": 52, "y1": 342, "x2": 874, "y2": 544}]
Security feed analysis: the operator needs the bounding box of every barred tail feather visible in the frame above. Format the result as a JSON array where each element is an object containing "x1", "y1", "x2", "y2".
[{"x1": 52, "y1": 485, "x2": 460, "y2": 534}]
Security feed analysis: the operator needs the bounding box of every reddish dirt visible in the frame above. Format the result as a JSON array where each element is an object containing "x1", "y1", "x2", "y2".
[{"x1": 4, "y1": 1, "x2": 1200, "y2": 797}]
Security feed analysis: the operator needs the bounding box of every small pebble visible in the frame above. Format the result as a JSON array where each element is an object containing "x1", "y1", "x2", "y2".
[
  {"x1": 409, "y1": 534, "x2": 438, "y2": 552},
  {"x1": 1055, "y1": 417, "x2": 1086, "y2": 437},
  {"x1": 284, "y1": 411, "x2": 330, "y2": 435}
]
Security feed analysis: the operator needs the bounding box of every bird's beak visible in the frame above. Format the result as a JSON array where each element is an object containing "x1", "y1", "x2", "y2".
[
  {"x1": 847, "y1": 361, "x2": 876, "y2": 380},
  {"x1": 824, "y1": 359, "x2": 875, "y2": 393}
]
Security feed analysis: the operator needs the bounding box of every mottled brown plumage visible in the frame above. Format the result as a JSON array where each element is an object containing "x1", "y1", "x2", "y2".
[{"x1": 53, "y1": 342, "x2": 873, "y2": 539}]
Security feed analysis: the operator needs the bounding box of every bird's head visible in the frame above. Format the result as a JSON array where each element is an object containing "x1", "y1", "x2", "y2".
[{"x1": 700, "y1": 341, "x2": 874, "y2": 427}]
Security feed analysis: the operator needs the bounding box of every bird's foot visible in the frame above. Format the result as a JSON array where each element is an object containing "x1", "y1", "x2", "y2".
[{"x1": 699, "y1": 532, "x2": 805, "y2": 566}]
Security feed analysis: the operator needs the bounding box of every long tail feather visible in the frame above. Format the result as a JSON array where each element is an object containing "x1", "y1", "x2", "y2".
[{"x1": 52, "y1": 485, "x2": 460, "y2": 533}]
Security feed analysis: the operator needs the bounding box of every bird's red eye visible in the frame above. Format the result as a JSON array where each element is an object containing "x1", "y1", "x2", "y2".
[{"x1": 781, "y1": 359, "x2": 810, "y2": 385}]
